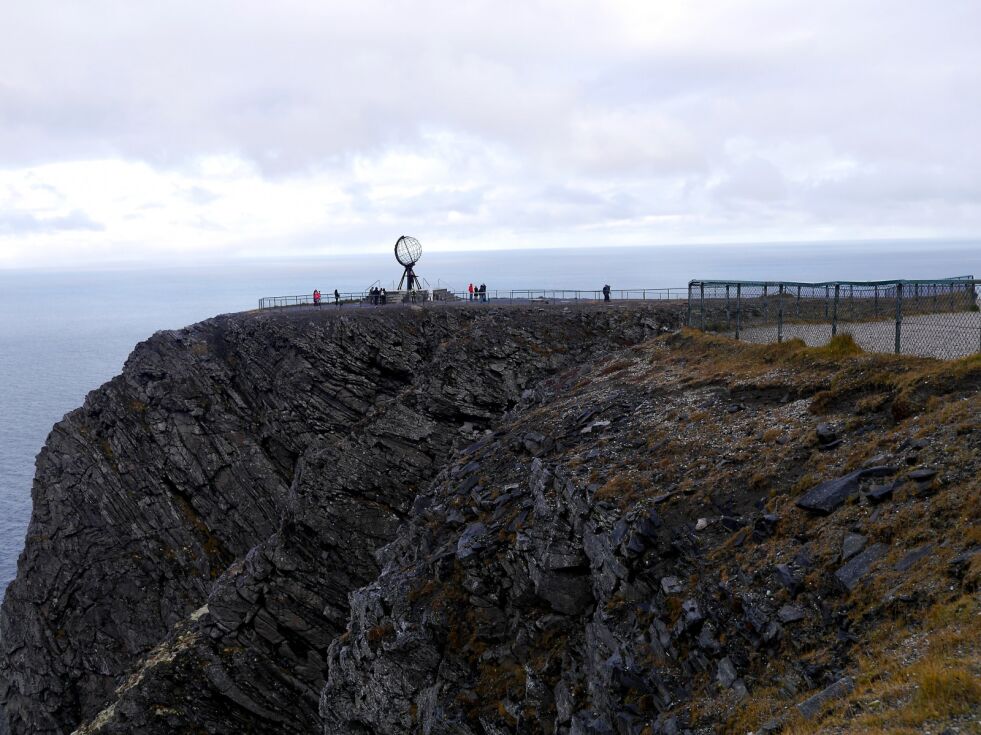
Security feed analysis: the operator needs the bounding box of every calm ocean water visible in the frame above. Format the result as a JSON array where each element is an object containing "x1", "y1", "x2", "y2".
[{"x1": 1, "y1": 241, "x2": 978, "y2": 596}]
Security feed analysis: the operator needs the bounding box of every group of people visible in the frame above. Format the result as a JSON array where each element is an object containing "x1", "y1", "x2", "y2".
[
  {"x1": 312, "y1": 289, "x2": 342, "y2": 306},
  {"x1": 367, "y1": 287, "x2": 387, "y2": 305},
  {"x1": 468, "y1": 282, "x2": 488, "y2": 302}
]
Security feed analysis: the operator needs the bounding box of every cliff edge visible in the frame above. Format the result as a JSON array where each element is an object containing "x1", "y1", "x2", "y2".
[{"x1": 0, "y1": 303, "x2": 678, "y2": 735}]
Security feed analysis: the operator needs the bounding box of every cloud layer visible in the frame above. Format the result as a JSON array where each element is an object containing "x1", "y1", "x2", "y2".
[{"x1": 1, "y1": 0, "x2": 979, "y2": 266}]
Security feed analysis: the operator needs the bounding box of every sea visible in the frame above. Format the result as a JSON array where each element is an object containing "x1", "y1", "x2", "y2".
[{"x1": 1, "y1": 241, "x2": 978, "y2": 597}]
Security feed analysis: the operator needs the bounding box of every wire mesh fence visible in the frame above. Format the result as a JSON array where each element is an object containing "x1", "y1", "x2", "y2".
[{"x1": 687, "y1": 277, "x2": 981, "y2": 359}]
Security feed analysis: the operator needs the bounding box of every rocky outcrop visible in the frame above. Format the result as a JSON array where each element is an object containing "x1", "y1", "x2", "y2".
[
  {"x1": 319, "y1": 332, "x2": 981, "y2": 734},
  {"x1": 0, "y1": 303, "x2": 680, "y2": 735}
]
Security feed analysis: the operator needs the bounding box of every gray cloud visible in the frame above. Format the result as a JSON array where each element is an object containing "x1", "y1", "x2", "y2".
[
  {"x1": 0, "y1": 209, "x2": 104, "y2": 235},
  {"x1": 0, "y1": 0, "x2": 979, "y2": 265}
]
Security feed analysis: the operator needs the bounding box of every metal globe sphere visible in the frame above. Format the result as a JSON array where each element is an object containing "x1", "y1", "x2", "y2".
[{"x1": 395, "y1": 236, "x2": 422, "y2": 267}]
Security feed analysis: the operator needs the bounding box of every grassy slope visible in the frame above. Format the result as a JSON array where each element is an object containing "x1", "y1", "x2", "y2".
[{"x1": 646, "y1": 332, "x2": 980, "y2": 733}]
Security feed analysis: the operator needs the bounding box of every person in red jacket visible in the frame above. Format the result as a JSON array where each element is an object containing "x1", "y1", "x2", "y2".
[
  {"x1": 313, "y1": 289, "x2": 321, "y2": 305},
  {"x1": 468, "y1": 283, "x2": 474, "y2": 301}
]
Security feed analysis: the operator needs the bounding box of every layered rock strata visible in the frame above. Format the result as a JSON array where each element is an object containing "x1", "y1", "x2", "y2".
[{"x1": 0, "y1": 303, "x2": 679, "y2": 735}]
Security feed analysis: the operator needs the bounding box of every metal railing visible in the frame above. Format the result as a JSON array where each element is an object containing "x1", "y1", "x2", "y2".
[
  {"x1": 258, "y1": 287, "x2": 688, "y2": 309},
  {"x1": 258, "y1": 292, "x2": 368, "y2": 309},
  {"x1": 687, "y1": 277, "x2": 981, "y2": 359}
]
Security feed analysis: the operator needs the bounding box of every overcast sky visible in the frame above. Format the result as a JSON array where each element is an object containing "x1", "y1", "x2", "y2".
[{"x1": 1, "y1": 0, "x2": 979, "y2": 268}]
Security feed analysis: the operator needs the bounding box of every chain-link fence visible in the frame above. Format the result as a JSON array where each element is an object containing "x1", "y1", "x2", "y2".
[{"x1": 687, "y1": 277, "x2": 981, "y2": 359}]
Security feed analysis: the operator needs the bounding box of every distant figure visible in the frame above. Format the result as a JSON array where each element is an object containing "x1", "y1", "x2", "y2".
[
  {"x1": 313, "y1": 289, "x2": 321, "y2": 306},
  {"x1": 380, "y1": 287, "x2": 387, "y2": 305},
  {"x1": 480, "y1": 283, "x2": 487, "y2": 302},
  {"x1": 334, "y1": 289, "x2": 340, "y2": 306},
  {"x1": 602, "y1": 284, "x2": 611, "y2": 302},
  {"x1": 468, "y1": 283, "x2": 474, "y2": 301},
  {"x1": 369, "y1": 287, "x2": 379, "y2": 305}
]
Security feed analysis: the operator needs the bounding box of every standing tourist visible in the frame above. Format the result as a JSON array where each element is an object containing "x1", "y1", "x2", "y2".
[
  {"x1": 468, "y1": 283, "x2": 474, "y2": 301},
  {"x1": 602, "y1": 284, "x2": 611, "y2": 303},
  {"x1": 313, "y1": 289, "x2": 321, "y2": 306},
  {"x1": 334, "y1": 289, "x2": 340, "y2": 306}
]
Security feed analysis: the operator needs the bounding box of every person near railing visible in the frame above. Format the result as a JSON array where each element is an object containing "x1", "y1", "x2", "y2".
[
  {"x1": 479, "y1": 283, "x2": 487, "y2": 302},
  {"x1": 602, "y1": 284, "x2": 611, "y2": 302},
  {"x1": 313, "y1": 289, "x2": 321, "y2": 306},
  {"x1": 468, "y1": 282, "x2": 474, "y2": 301},
  {"x1": 334, "y1": 289, "x2": 340, "y2": 306},
  {"x1": 380, "y1": 287, "x2": 387, "y2": 305}
]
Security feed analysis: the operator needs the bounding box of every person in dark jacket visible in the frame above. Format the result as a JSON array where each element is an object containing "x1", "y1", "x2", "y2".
[
  {"x1": 334, "y1": 289, "x2": 340, "y2": 306},
  {"x1": 380, "y1": 288, "x2": 387, "y2": 305},
  {"x1": 479, "y1": 283, "x2": 487, "y2": 302},
  {"x1": 602, "y1": 284, "x2": 611, "y2": 302}
]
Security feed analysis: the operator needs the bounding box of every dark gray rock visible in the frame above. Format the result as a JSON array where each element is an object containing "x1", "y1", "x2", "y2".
[
  {"x1": 841, "y1": 533, "x2": 867, "y2": 561},
  {"x1": 865, "y1": 481, "x2": 897, "y2": 503},
  {"x1": 950, "y1": 546, "x2": 981, "y2": 574},
  {"x1": 797, "y1": 466, "x2": 898, "y2": 514},
  {"x1": 457, "y1": 522, "x2": 489, "y2": 560},
  {"x1": 796, "y1": 471, "x2": 863, "y2": 514},
  {"x1": 835, "y1": 544, "x2": 889, "y2": 591},
  {"x1": 661, "y1": 576, "x2": 684, "y2": 595},
  {"x1": 796, "y1": 677, "x2": 854, "y2": 718},
  {"x1": 777, "y1": 604, "x2": 805, "y2": 624},
  {"x1": 815, "y1": 423, "x2": 837, "y2": 445},
  {"x1": 716, "y1": 657, "x2": 738, "y2": 689},
  {"x1": 909, "y1": 467, "x2": 939, "y2": 493},
  {"x1": 774, "y1": 564, "x2": 801, "y2": 595},
  {"x1": 893, "y1": 544, "x2": 934, "y2": 573}
]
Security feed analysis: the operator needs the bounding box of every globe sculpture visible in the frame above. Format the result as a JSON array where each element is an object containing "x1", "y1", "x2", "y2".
[{"x1": 395, "y1": 235, "x2": 422, "y2": 291}]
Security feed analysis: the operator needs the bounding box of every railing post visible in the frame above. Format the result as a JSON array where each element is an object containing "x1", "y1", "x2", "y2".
[
  {"x1": 832, "y1": 284, "x2": 840, "y2": 336},
  {"x1": 778, "y1": 284, "x2": 784, "y2": 343},
  {"x1": 895, "y1": 282, "x2": 903, "y2": 354},
  {"x1": 699, "y1": 283, "x2": 705, "y2": 329},
  {"x1": 687, "y1": 284, "x2": 693, "y2": 326},
  {"x1": 735, "y1": 284, "x2": 741, "y2": 340},
  {"x1": 824, "y1": 285, "x2": 830, "y2": 320}
]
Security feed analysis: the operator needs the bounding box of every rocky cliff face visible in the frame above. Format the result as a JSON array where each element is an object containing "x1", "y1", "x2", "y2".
[
  {"x1": 319, "y1": 333, "x2": 980, "y2": 734},
  {"x1": 0, "y1": 303, "x2": 679, "y2": 735}
]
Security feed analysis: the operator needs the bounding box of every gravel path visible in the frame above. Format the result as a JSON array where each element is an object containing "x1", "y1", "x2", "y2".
[{"x1": 734, "y1": 311, "x2": 981, "y2": 359}]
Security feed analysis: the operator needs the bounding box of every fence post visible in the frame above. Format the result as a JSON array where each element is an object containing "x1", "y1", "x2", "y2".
[
  {"x1": 824, "y1": 285, "x2": 830, "y2": 320},
  {"x1": 699, "y1": 283, "x2": 705, "y2": 329},
  {"x1": 895, "y1": 282, "x2": 903, "y2": 354},
  {"x1": 763, "y1": 284, "x2": 769, "y2": 323},
  {"x1": 687, "y1": 284, "x2": 693, "y2": 326},
  {"x1": 832, "y1": 284, "x2": 839, "y2": 337},
  {"x1": 778, "y1": 284, "x2": 784, "y2": 343},
  {"x1": 796, "y1": 285, "x2": 801, "y2": 318},
  {"x1": 874, "y1": 285, "x2": 879, "y2": 317},
  {"x1": 725, "y1": 285, "x2": 731, "y2": 330},
  {"x1": 735, "y1": 284, "x2": 741, "y2": 339}
]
